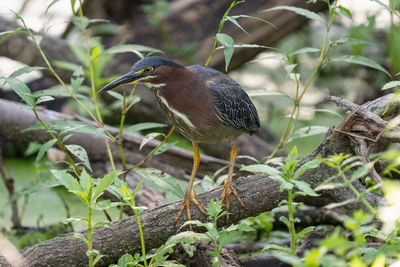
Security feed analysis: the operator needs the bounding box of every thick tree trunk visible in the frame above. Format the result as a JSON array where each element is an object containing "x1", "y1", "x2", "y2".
[{"x1": 1, "y1": 93, "x2": 397, "y2": 267}]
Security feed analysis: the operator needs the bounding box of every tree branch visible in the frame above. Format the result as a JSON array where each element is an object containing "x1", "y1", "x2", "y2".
[{"x1": 0, "y1": 99, "x2": 231, "y2": 181}]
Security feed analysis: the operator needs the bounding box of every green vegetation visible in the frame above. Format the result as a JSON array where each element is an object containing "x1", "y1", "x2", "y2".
[{"x1": 0, "y1": 0, "x2": 400, "y2": 266}]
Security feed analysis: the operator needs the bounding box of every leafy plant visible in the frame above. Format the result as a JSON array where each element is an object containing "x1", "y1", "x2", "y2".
[
  {"x1": 316, "y1": 154, "x2": 377, "y2": 215},
  {"x1": 242, "y1": 146, "x2": 321, "y2": 256},
  {"x1": 52, "y1": 169, "x2": 121, "y2": 266},
  {"x1": 180, "y1": 199, "x2": 255, "y2": 267}
]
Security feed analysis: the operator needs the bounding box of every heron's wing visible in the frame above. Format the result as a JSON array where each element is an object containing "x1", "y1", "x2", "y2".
[{"x1": 207, "y1": 76, "x2": 260, "y2": 133}]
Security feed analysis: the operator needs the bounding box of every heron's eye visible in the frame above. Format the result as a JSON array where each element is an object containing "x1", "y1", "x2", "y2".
[{"x1": 144, "y1": 66, "x2": 153, "y2": 74}]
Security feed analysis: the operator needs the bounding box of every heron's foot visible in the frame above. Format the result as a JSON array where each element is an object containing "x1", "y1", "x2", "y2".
[
  {"x1": 174, "y1": 190, "x2": 206, "y2": 230},
  {"x1": 221, "y1": 178, "x2": 246, "y2": 220}
]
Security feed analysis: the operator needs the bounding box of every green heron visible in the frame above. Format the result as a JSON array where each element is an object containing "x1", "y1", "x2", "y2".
[{"x1": 99, "y1": 56, "x2": 260, "y2": 225}]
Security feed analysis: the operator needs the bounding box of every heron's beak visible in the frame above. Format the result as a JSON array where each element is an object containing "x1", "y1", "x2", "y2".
[{"x1": 98, "y1": 71, "x2": 143, "y2": 94}]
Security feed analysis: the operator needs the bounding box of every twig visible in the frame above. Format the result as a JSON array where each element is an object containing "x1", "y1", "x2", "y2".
[
  {"x1": 0, "y1": 149, "x2": 21, "y2": 229},
  {"x1": 0, "y1": 232, "x2": 26, "y2": 267},
  {"x1": 326, "y1": 95, "x2": 400, "y2": 142}
]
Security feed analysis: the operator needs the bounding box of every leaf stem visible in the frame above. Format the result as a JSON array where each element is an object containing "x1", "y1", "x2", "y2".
[
  {"x1": 337, "y1": 169, "x2": 376, "y2": 215},
  {"x1": 132, "y1": 200, "x2": 148, "y2": 267},
  {"x1": 87, "y1": 205, "x2": 93, "y2": 267},
  {"x1": 267, "y1": 0, "x2": 337, "y2": 160},
  {"x1": 205, "y1": 1, "x2": 245, "y2": 66},
  {"x1": 287, "y1": 189, "x2": 296, "y2": 256},
  {"x1": 127, "y1": 126, "x2": 175, "y2": 173},
  {"x1": 32, "y1": 107, "x2": 80, "y2": 175}
]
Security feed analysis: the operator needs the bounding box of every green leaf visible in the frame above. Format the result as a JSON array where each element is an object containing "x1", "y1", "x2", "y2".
[
  {"x1": 12, "y1": 180, "x2": 61, "y2": 200},
  {"x1": 336, "y1": 5, "x2": 352, "y2": 20},
  {"x1": 216, "y1": 33, "x2": 234, "y2": 72},
  {"x1": 35, "y1": 139, "x2": 57, "y2": 164},
  {"x1": 219, "y1": 230, "x2": 241, "y2": 248},
  {"x1": 132, "y1": 178, "x2": 144, "y2": 200},
  {"x1": 71, "y1": 232, "x2": 88, "y2": 244},
  {"x1": 216, "y1": 43, "x2": 273, "y2": 50},
  {"x1": 314, "y1": 108, "x2": 343, "y2": 118},
  {"x1": 292, "y1": 156, "x2": 322, "y2": 180},
  {"x1": 33, "y1": 85, "x2": 87, "y2": 99},
  {"x1": 154, "y1": 141, "x2": 178, "y2": 156},
  {"x1": 70, "y1": 44, "x2": 89, "y2": 67},
  {"x1": 124, "y1": 122, "x2": 167, "y2": 134},
  {"x1": 369, "y1": 0, "x2": 400, "y2": 18},
  {"x1": 117, "y1": 254, "x2": 134, "y2": 267},
  {"x1": 6, "y1": 77, "x2": 35, "y2": 108},
  {"x1": 70, "y1": 0, "x2": 76, "y2": 14},
  {"x1": 329, "y1": 55, "x2": 390, "y2": 76},
  {"x1": 351, "y1": 164, "x2": 372, "y2": 180},
  {"x1": 139, "y1": 133, "x2": 163, "y2": 150},
  {"x1": 263, "y1": 6, "x2": 326, "y2": 25},
  {"x1": 165, "y1": 231, "x2": 209, "y2": 246},
  {"x1": 262, "y1": 244, "x2": 290, "y2": 253},
  {"x1": 288, "y1": 47, "x2": 320, "y2": 57},
  {"x1": 9, "y1": 66, "x2": 46, "y2": 78},
  {"x1": 240, "y1": 164, "x2": 281, "y2": 175},
  {"x1": 93, "y1": 255, "x2": 104, "y2": 266},
  {"x1": 105, "y1": 90, "x2": 123, "y2": 100},
  {"x1": 280, "y1": 181, "x2": 294, "y2": 191},
  {"x1": 225, "y1": 16, "x2": 249, "y2": 35},
  {"x1": 330, "y1": 37, "x2": 377, "y2": 47},
  {"x1": 45, "y1": 0, "x2": 61, "y2": 14},
  {"x1": 66, "y1": 144, "x2": 92, "y2": 172},
  {"x1": 237, "y1": 223, "x2": 255, "y2": 232},
  {"x1": 284, "y1": 146, "x2": 298, "y2": 177},
  {"x1": 51, "y1": 169, "x2": 82, "y2": 193},
  {"x1": 247, "y1": 88, "x2": 293, "y2": 100},
  {"x1": 325, "y1": 199, "x2": 356, "y2": 209},
  {"x1": 91, "y1": 199, "x2": 122, "y2": 210},
  {"x1": 284, "y1": 64, "x2": 297, "y2": 76},
  {"x1": 62, "y1": 217, "x2": 85, "y2": 224},
  {"x1": 314, "y1": 182, "x2": 345, "y2": 191},
  {"x1": 79, "y1": 168, "x2": 91, "y2": 192},
  {"x1": 296, "y1": 226, "x2": 315, "y2": 241},
  {"x1": 71, "y1": 66, "x2": 85, "y2": 94},
  {"x1": 229, "y1": 15, "x2": 276, "y2": 29},
  {"x1": 273, "y1": 253, "x2": 303, "y2": 266},
  {"x1": 290, "y1": 126, "x2": 329, "y2": 141},
  {"x1": 53, "y1": 60, "x2": 81, "y2": 72},
  {"x1": 207, "y1": 227, "x2": 219, "y2": 241},
  {"x1": 179, "y1": 220, "x2": 209, "y2": 231},
  {"x1": 241, "y1": 164, "x2": 286, "y2": 185},
  {"x1": 382, "y1": 81, "x2": 400, "y2": 90},
  {"x1": 207, "y1": 199, "x2": 223, "y2": 219},
  {"x1": 71, "y1": 15, "x2": 89, "y2": 29},
  {"x1": 136, "y1": 169, "x2": 185, "y2": 199},
  {"x1": 0, "y1": 28, "x2": 27, "y2": 44},
  {"x1": 93, "y1": 170, "x2": 121, "y2": 201},
  {"x1": 36, "y1": 96, "x2": 55, "y2": 104},
  {"x1": 106, "y1": 44, "x2": 163, "y2": 56},
  {"x1": 293, "y1": 180, "x2": 319, "y2": 196}
]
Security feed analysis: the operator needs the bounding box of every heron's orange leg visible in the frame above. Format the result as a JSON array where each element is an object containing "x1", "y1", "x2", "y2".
[
  {"x1": 174, "y1": 142, "x2": 206, "y2": 229},
  {"x1": 221, "y1": 141, "x2": 246, "y2": 220}
]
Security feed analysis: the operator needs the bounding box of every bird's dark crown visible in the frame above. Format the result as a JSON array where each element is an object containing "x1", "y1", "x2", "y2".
[{"x1": 130, "y1": 56, "x2": 184, "y2": 73}]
